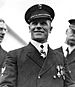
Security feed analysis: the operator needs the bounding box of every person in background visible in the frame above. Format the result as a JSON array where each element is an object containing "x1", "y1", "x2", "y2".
[
  {"x1": 55, "y1": 19, "x2": 75, "y2": 81},
  {"x1": 0, "y1": 19, "x2": 7, "y2": 74},
  {"x1": 0, "y1": 4, "x2": 75, "y2": 87}
]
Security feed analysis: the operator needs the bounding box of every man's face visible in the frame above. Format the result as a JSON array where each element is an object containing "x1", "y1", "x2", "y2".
[
  {"x1": 0, "y1": 21, "x2": 7, "y2": 43},
  {"x1": 29, "y1": 18, "x2": 52, "y2": 43},
  {"x1": 66, "y1": 28, "x2": 75, "y2": 46}
]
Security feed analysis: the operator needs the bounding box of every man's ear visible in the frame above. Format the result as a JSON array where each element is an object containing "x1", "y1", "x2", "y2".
[
  {"x1": 50, "y1": 26, "x2": 53, "y2": 31},
  {"x1": 49, "y1": 27, "x2": 53, "y2": 33},
  {"x1": 66, "y1": 29, "x2": 68, "y2": 34},
  {"x1": 29, "y1": 25, "x2": 31, "y2": 32}
]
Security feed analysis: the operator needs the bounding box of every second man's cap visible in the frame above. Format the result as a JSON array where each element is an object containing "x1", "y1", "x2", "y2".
[{"x1": 68, "y1": 19, "x2": 75, "y2": 30}]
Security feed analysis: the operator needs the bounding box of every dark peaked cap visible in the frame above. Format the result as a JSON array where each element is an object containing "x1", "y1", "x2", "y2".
[
  {"x1": 68, "y1": 19, "x2": 75, "y2": 25},
  {"x1": 68, "y1": 19, "x2": 75, "y2": 30},
  {"x1": 25, "y1": 4, "x2": 55, "y2": 24}
]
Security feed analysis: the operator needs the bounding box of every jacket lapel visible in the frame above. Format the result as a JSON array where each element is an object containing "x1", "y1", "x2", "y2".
[
  {"x1": 26, "y1": 42, "x2": 44, "y2": 68},
  {"x1": 0, "y1": 46, "x2": 7, "y2": 65},
  {"x1": 68, "y1": 49, "x2": 75, "y2": 64},
  {"x1": 38, "y1": 46, "x2": 56, "y2": 76},
  {"x1": 22, "y1": 43, "x2": 59, "y2": 76}
]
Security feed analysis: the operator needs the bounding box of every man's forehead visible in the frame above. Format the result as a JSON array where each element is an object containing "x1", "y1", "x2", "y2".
[{"x1": 0, "y1": 21, "x2": 6, "y2": 29}]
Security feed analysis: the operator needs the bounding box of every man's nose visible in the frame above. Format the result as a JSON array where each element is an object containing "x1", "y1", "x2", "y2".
[
  {"x1": 36, "y1": 27, "x2": 42, "y2": 30},
  {"x1": 0, "y1": 29, "x2": 6, "y2": 34},
  {"x1": 36, "y1": 23, "x2": 42, "y2": 30}
]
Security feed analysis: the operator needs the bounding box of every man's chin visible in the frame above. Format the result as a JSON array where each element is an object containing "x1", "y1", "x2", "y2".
[
  {"x1": 67, "y1": 40, "x2": 75, "y2": 46},
  {"x1": 33, "y1": 38, "x2": 46, "y2": 43},
  {"x1": 0, "y1": 40, "x2": 2, "y2": 43}
]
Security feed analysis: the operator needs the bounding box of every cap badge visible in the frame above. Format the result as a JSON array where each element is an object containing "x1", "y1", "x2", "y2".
[{"x1": 38, "y1": 4, "x2": 42, "y2": 9}]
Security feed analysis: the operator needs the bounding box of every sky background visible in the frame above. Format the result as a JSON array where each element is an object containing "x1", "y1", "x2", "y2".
[{"x1": 0, "y1": 0, "x2": 75, "y2": 51}]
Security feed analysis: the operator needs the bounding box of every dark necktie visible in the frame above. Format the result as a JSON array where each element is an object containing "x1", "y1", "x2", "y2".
[
  {"x1": 66, "y1": 47, "x2": 69, "y2": 57},
  {"x1": 40, "y1": 45, "x2": 46, "y2": 58}
]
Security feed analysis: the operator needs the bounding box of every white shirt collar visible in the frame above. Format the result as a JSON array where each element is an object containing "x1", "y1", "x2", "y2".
[
  {"x1": 68, "y1": 45, "x2": 75, "y2": 54},
  {"x1": 62, "y1": 42, "x2": 75, "y2": 55},
  {"x1": 31, "y1": 40, "x2": 48, "y2": 55}
]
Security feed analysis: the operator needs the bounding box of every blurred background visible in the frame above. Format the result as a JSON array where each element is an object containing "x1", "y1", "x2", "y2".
[{"x1": 0, "y1": 0, "x2": 75, "y2": 51}]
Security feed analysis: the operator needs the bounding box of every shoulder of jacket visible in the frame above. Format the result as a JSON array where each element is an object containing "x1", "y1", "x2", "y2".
[{"x1": 7, "y1": 45, "x2": 27, "y2": 57}]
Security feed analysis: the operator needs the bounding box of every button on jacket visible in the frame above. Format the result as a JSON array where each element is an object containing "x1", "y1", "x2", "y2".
[{"x1": 0, "y1": 42, "x2": 75, "y2": 87}]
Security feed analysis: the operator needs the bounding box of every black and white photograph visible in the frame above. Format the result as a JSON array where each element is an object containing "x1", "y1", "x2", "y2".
[{"x1": 0, "y1": 0, "x2": 75, "y2": 87}]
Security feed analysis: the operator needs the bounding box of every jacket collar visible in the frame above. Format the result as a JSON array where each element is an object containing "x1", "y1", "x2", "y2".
[{"x1": 25, "y1": 42, "x2": 57, "y2": 75}]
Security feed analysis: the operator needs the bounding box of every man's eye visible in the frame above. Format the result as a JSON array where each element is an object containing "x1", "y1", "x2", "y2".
[
  {"x1": 0, "y1": 28, "x2": 6, "y2": 31},
  {"x1": 32, "y1": 21, "x2": 38, "y2": 25},
  {"x1": 0, "y1": 28, "x2": 3, "y2": 31},
  {"x1": 40, "y1": 22, "x2": 47, "y2": 25}
]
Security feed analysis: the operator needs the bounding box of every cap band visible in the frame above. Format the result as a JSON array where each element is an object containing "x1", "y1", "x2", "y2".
[{"x1": 29, "y1": 14, "x2": 52, "y2": 22}]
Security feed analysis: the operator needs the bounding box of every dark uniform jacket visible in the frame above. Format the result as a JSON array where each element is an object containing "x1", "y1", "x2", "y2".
[
  {"x1": 0, "y1": 46, "x2": 7, "y2": 74},
  {"x1": 0, "y1": 43, "x2": 75, "y2": 87},
  {"x1": 55, "y1": 46, "x2": 75, "y2": 81}
]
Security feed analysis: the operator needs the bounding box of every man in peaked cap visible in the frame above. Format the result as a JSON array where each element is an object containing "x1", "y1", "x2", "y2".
[
  {"x1": 0, "y1": 4, "x2": 75, "y2": 87},
  {"x1": 55, "y1": 19, "x2": 75, "y2": 82}
]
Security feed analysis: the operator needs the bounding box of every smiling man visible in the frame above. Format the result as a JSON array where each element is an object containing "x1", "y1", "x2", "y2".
[
  {"x1": 29, "y1": 18, "x2": 51, "y2": 43},
  {"x1": 0, "y1": 19, "x2": 7, "y2": 74},
  {"x1": 0, "y1": 4, "x2": 75, "y2": 87},
  {"x1": 0, "y1": 19, "x2": 7, "y2": 43}
]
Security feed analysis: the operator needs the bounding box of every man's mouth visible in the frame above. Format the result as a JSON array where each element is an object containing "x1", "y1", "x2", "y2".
[
  {"x1": 69, "y1": 39, "x2": 75, "y2": 42},
  {"x1": 34, "y1": 31, "x2": 44, "y2": 33},
  {"x1": 0, "y1": 34, "x2": 4, "y2": 38}
]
